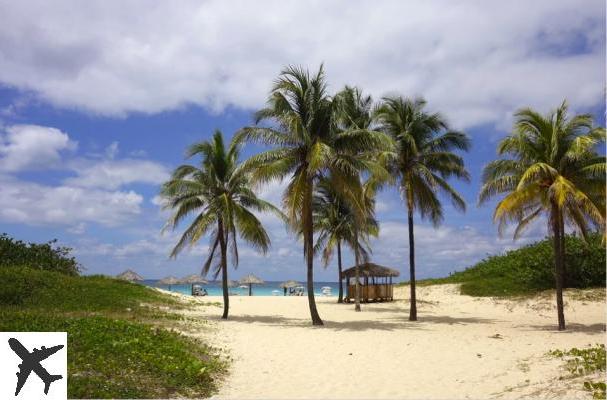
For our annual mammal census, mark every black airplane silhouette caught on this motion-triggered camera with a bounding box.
[8,338,64,396]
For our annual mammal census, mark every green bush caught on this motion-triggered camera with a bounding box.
[0,233,80,275]
[425,233,605,296]
[0,267,224,398]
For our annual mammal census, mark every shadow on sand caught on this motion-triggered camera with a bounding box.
[521,322,606,333]
[217,311,498,332]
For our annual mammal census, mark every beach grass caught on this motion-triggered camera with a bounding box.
[399,234,605,297]
[0,266,225,398]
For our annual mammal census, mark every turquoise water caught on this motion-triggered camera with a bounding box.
[142,280,340,297]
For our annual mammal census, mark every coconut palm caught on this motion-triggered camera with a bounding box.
[160,130,281,319]
[479,101,605,330]
[235,66,391,325]
[375,96,470,321]
[312,177,378,303]
[332,86,388,311]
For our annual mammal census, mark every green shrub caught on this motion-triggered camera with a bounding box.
[414,233,605,297]
[0,267,224,398]
[0,233,80,275]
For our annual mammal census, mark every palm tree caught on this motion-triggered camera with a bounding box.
[235,66,391,325]
[312,177,378,303]
[479,101,605,330]
[160,130,280,319]
[375,96,470,321]
[333,86,387,311]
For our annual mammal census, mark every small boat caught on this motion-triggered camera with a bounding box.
[272,290,280,296]
[321,286,332,296]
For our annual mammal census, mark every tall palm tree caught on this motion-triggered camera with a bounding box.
[333,86,387,311]
[235,66,391,325]
[161,130,280,319]
[375,96,470,321]
[479,101,605,330]
[312,177,378,303]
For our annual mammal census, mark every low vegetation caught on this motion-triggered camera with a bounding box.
[0,233,80,275]
[404,234,605,297]
[0,266,225,398]
[549,344,606,399]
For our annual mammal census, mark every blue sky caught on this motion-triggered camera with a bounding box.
[0,1,605,281]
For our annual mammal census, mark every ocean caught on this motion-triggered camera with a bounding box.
[142,280,340,297]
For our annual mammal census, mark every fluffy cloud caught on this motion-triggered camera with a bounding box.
[0,124,169,228]
[0,124,76,171]
[0,175,142,226]
[0,1,603,128]
[65,159,169,190]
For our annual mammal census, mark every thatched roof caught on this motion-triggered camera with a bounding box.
[157,276,179,285]
[239,274,264,285]
[279,280,300,288]
[342,262,400,278]
[116,269,143,281]
[179,274,209,284]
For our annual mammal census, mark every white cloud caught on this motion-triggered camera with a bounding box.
[0,175,143,226]
[368,221,545,277]
[0,1,603,128]
[64,158,169,190]
[0,124,76,171]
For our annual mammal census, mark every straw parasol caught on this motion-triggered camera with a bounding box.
[279,279,301,296]
[179,274,209,294]
[116,269,143,281]
[157,276,179,291]
[239,274,264,296]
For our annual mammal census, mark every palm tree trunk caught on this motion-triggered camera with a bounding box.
[337,241,344,303]
[407,206,417,321]
[551,203,566,330]
[305,177,323,325]
[559,211,567,285]
[218,218,229,320]
[354,231,362,311]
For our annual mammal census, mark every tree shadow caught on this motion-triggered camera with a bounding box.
[217,311,497,331]
[521,322,606,333]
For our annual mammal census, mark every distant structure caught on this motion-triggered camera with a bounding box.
[342,262,400,302]
[239,274,264,296]
[116,269,143,281]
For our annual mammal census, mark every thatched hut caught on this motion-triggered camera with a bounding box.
[116,269,143,281]
[279,280,300,296]
[157,276,179,291]
[341,262,399,302]
[239,274,264,296]
[179,274,208,295]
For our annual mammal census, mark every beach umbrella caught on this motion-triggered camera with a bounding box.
[239,274,264,296]
[116,269,143,282]
[179,274,209,294]
[157,276,179,291]
[279,280,301,296]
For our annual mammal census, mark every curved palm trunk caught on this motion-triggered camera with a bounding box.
[337,241,344,303]
[305,178,323,325]
[551,203,566,330]
[407,206,417,321]
[218,218,230,319]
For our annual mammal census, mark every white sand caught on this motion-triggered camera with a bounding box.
[174,285,605,399]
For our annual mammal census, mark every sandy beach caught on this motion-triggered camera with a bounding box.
[172,285,605,399]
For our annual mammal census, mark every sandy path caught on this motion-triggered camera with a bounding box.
[178,285,605,399]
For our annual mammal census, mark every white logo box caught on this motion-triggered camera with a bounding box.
[0,332,67,400]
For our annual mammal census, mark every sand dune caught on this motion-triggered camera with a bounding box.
[174,284,605,399]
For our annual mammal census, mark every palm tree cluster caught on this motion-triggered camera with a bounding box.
[160,65,604,330]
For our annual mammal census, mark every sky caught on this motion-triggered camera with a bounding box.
[0,0,605,281]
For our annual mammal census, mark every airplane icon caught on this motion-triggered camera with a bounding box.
[8,338,64,396]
